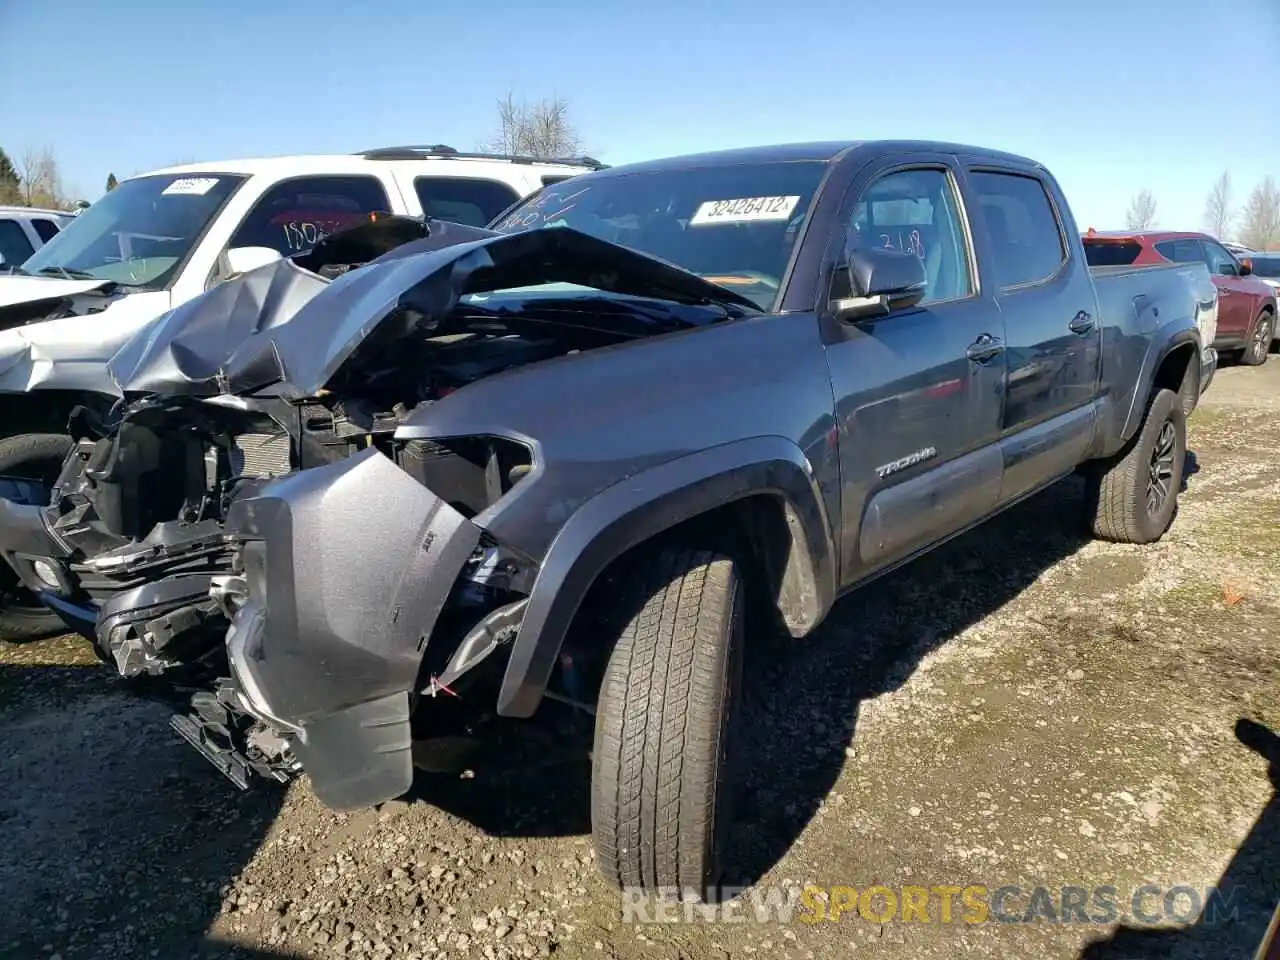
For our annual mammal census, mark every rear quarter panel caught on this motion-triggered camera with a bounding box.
[1088,261,1213,454]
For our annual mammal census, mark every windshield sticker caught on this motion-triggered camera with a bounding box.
[497,187,591,232]
[689,195,800,227]
[161,177,221,197]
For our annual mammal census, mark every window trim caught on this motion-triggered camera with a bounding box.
[839,162,980,310]
[229,173,394,254]
[967,166,1071,294]
[412,175,522,228]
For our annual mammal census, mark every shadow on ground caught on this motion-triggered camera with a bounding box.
[0,662,292,959]
[1181,449,1201,491]
[1076,717,1280,960]
[408,475,1098,893]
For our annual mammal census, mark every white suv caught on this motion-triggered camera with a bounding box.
[0,206,73,267]
[0,146,598,637]
[0,145,599,395]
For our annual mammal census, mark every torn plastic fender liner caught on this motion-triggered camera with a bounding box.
[222,447,481,809]
[494,435,838,718]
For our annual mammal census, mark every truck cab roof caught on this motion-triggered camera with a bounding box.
[595,140,1044,176]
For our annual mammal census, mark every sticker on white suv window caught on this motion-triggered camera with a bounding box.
[161,177,221,197]
[689,195,800,226]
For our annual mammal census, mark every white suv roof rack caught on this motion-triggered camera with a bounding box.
[354,143,606,170]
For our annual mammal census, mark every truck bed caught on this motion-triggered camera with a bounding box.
[1089,260,1217,344]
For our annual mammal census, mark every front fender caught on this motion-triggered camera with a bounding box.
[495,435,837,718]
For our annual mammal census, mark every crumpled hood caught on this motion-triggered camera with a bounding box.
[0,274,115,310]
[108,225,761,399]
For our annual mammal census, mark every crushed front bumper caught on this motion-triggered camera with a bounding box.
[217,448,483,809]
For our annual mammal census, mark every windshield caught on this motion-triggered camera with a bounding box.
[22,173,246,288]
[1251,256,1280,279]
[489,160,829,309]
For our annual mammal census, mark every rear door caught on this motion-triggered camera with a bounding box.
[963,166,1102,503]
[822,156,1007,586]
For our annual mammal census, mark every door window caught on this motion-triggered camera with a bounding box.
[969,171,1067,288]
[0,219,34,266]
[30,218,61,243]
[414,177,521,227]
[1202,239,1241,277]
[231,176,392,256]
[846,167,974,304]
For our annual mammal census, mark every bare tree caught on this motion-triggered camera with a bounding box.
[484,92,583,159]
[1240,176,1280,251]
[1203,171,1234,239]
[1125,189,1158,230]
[18,145,67,209]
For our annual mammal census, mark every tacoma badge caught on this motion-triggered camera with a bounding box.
[876,446,937,478]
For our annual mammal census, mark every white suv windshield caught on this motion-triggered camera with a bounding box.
[22,173,246,288]
[490,161,828,309]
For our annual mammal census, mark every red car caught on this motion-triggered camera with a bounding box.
[1083,229,1277,365]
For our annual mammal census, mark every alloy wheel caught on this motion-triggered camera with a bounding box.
[1252,317,1273,363]
[1146,420,1177,517]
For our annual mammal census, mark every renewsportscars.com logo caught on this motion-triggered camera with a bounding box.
[621,883,1249,927]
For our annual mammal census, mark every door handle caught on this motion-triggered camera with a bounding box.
[1216,286,1232,296]
[966,333,1003,363]
[1068,310,1096,334]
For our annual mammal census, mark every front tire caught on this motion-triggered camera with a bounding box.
[591,547,744,899]
[0,433,74,642]
[1085,388,1186,544]
[1241,311,1274,366]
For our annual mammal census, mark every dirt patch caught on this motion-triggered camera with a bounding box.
[2,364,1278,960]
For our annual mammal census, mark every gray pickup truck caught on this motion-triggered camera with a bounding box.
[0,140,1218,899]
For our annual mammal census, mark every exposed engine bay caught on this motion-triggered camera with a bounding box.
[41,305,640,681]
[0,213,761,792]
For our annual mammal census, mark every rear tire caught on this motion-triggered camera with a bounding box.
[1085,388,1185,544]
[591,547,744,899]
[0,433,74,642]
[1241,311,1274,366]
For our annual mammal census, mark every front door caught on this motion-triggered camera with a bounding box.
[965,167,1102,503]
[1201,237,1255,343]
[822,161,1007,587]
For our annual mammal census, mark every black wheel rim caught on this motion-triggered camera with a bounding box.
[1253,318,1273,362]
[1146,420,1176,517]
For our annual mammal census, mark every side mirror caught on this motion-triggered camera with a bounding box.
[1239,257,1253,276]
[220,245,282,278]
[833,246,927,321]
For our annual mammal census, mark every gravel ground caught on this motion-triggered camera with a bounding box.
[2,362,1278,960]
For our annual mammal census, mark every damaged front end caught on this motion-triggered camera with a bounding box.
[2,218,759,802]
